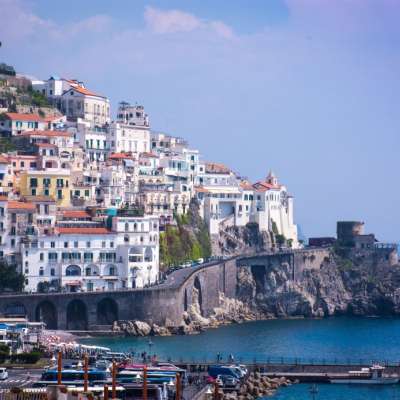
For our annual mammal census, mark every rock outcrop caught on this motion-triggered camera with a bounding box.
[113,292,258,336]
[221,372,294,400]
[237,248,400,318]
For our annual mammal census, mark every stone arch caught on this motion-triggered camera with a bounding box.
[193,276,203,315]
[66,299,88,330]
[97,298,118,325]
[35,300,58,329]
[4,302,27,317]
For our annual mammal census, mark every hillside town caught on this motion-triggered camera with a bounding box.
[0,63,299,294]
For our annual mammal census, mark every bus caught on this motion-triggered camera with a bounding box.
[34,369,110,387]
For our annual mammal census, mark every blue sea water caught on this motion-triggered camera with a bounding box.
[80,317,400,399]
[266,383,400,400]
[80,317,400,364]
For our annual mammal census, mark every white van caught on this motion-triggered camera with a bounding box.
[0,368,8,380]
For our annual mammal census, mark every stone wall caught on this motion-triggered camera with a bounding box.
[0,258,237,330]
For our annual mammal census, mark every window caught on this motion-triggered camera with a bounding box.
[102,241,106,248]
[43,178,51,187]
[31,188,36,196]
[48,252,58,261]
[84,252,93,262]
[64,242,68,248]
[40,253,44,261]
[30,178,38,187]
[110,241,114,248]
[74,241,78,248]
[57,190,63,200]
[86,241,91,248]
[39,268,44,276]
[125,223,129,232]
[50,268,55,276]
[51,241,55,248]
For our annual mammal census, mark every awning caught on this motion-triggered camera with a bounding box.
[65,281,82,286]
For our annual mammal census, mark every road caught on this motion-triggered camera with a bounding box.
[0,368,41,389]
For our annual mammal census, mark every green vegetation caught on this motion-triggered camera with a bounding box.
[160,200,212,270]
[0,344,9,363]
[10,350,42,364]
[0,261,24,292]
[0,137,16,153]
[28,87,50,107]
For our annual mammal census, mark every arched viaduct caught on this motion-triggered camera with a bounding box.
[0,248,330,331]
[0,257,238,330]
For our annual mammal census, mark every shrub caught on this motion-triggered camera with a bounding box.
[10,350,42,364]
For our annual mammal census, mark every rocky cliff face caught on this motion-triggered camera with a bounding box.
[237,248,400,317]
[212,224,273,256]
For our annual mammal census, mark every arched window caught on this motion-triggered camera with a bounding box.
[125,223,129,232]
[66,265,81,276]
[133,223,137,231]
[124,235,129,243]
[39,267,44,276]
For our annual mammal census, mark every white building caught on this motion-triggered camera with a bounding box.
[195,167,298,247]
[109,103,150,154]
[22,211,159,292]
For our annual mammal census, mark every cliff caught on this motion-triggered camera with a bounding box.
[237,247,400,317]
[159,200,212,271]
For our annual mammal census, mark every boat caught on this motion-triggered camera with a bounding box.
[330,364,399,385]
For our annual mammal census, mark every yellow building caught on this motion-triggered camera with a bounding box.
[19,170,71,207]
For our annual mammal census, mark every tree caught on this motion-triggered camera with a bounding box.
[0,261,24,292]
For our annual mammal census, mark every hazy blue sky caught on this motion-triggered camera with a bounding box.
[0,0,399,240]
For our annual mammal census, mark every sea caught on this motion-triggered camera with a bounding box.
[79,317,400,399]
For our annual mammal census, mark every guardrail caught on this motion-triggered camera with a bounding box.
[162,355,400,367]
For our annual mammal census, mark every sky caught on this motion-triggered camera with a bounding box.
[0,0,399,241]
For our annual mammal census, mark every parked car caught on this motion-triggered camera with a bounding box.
[218,374,238,388]
[0,368,8,380]
[208,365,241,379]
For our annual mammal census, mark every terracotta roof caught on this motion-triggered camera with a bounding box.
[61,210,91,219]
[43,115,65,122]
[140,152,158,158]
[66,85,106,99]
[36,143,57,148]
[253,181,281,191]
[5,113,44,122]
[205,162,231,174]
[194,186,209,193]
[240,181,254,191]
[7,200,36,211]
[109,152,132,160]
[56,227,111,235]
[0,155,9,164]
[20,130,73,138]
[9,155,37,160]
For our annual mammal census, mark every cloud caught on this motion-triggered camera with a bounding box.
[144,6,234,39]
[144,6,202,34]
